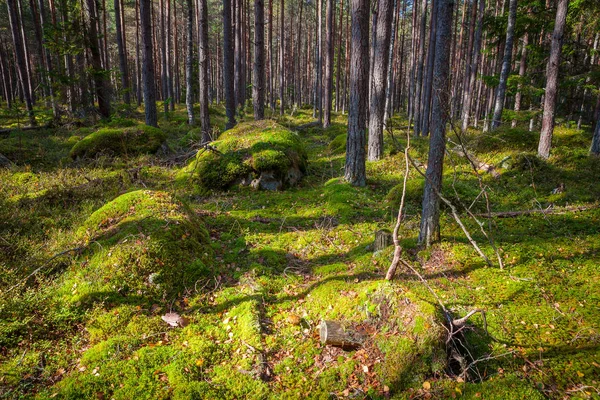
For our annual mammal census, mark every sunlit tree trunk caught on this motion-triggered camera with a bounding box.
[223,0,237,128]
[418,0,453,246]
[140,0,158,126]
[345,0,369,186]
[253,0,266,119]
[198,0,211,140]
[538,0,568,159]
[115,0,131,104]
[323,0,334,127]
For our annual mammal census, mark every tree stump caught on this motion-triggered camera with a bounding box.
[319,320,363,349]
[374,229,392,251]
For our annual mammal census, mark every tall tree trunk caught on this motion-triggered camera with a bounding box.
[279,0,285,115]
[412,0,427,136]
[418,0,453,247]
[253,0,266,119]
[323,0,334,127]
[461,0,485,132]
[198,0,211,140]
[538,0,568,159]
[511,31,528,128]
[268,0,274,110]
[167,0,174,111]
[345,0,369,186]
[115,0,131,104]
[223,0,237,128]
[86,0,111,118]
[186,0,194,124]
[136,0,142,106]
[591,113,600,156]
[314,0,322,122]
[296,0,304,106]
[420,0,437,136]
[383,0,399,126]
[234,0,243,108]
[491,0,517,130]
[140,0,158,126]
[6,0,36,125]
[37,0,59,118]
[367,0,394,160]
[335,0,343,112]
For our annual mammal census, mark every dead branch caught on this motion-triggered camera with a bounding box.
[476,204,599,218]
[385,127,411,281]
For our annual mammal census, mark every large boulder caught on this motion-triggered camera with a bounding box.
[61,190,212,304]
[180,121,307,191]
[70,125,166,159]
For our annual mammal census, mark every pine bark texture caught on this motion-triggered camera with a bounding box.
[223,0,237,129]
[491,0,517,130]
[367,0,394,160]
[198,0,211,141]
[418,0,453,247]
[323,0,334,127]
[253,0,266,119]
[538,0,568,159]
[186,0,195,124]
[140,0,158,126]
[344,0,369,187]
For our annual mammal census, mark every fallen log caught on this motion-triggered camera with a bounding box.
[476,204,598,218]
[319,320,363,349]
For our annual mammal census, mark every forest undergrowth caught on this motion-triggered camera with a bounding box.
[0,105,598,399]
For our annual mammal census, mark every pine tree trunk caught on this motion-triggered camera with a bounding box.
[420,0,437,136]
[412,0,427,136]
[314,0,322,122]
[335,0,343,112]
[86,0,111,118]
[253,0,266,119]
[279,0,285,115]
[511,31,528,128]
[234,0,243,108]
[6,0,36,125]
[491,0,517,130]
[115,0,131,104]
[418,0,453,247]
[268,0,274,110]
[140,0,158,126]
[344,0,369,186]
[461,0,485,132]
[136,0,142,106]
[223,0,237,128]
[591,114,600,156]
[186,0,195,124]
[367,0,394,160]
[323,0,334,127]
[383,0,398,127]
[538,0,568,159]
[198,0,211,140]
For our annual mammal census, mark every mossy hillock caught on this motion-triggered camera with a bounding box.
[60,190,212,304]
[180,120,307,191]
[70,125,166,159]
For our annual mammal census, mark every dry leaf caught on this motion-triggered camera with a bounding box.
[423,381,431,390]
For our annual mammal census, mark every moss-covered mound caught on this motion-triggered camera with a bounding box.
[182,120,307,190]
[70,125,166,159]
[61,190,212,304]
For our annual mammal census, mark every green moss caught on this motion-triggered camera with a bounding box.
[328,133,347,154]
[181,121,307,191]
[70,125,166,159]
[59,190,212,304]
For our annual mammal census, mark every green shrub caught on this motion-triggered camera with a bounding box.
[70,125,166,159]
[181,120,307,190]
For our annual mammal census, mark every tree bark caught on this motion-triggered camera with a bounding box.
[140,0,158,126]
[591,114,600,156]
[279,0,285,115]
[411,0,427,136]
[253,0,266,119]
[461,0,485,132]
[511,32,528,128]
[418,0,453,247]
[6,0,36,125]
[314,0,322,122]
[344,0,369,187]
[186,0,195,124]
[491,0,517,130]
[198,0,211,140]
[86,0,111,118]
[115,0,131,104]
[223,0,237,128]
[420,0,438,136]
[538,0,568,159]
[367,0,394,160]
[323,0,334,127]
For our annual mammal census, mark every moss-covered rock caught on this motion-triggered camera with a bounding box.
[70,125,166,159]
[328,133,347,154]
[181,120,307,191]
[60,190,212,304]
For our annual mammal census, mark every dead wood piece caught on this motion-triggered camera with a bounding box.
[477,204,598,218]
[374,229,393,251]
[319,320,363,349]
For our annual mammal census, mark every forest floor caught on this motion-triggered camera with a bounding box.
[0,105,599,399]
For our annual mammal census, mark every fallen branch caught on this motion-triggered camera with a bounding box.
[476,204,599,218]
